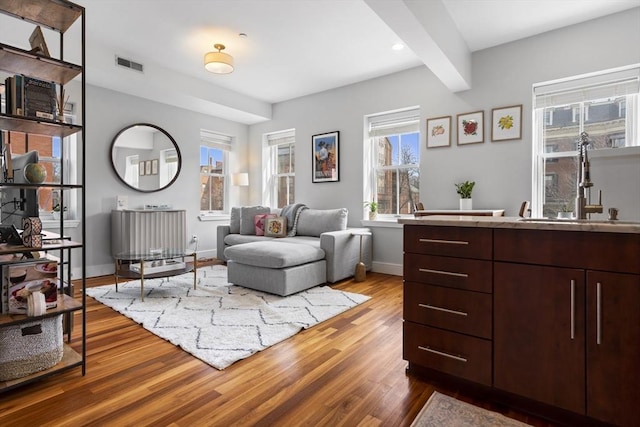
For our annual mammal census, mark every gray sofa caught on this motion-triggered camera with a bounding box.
[217,205,372,285]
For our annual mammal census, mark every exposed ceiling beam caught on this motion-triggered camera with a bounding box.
[364,0,472,92]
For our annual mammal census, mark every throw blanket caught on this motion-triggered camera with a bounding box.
[281,203,307,236]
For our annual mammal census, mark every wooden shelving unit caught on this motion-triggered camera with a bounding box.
[0,0,85,392]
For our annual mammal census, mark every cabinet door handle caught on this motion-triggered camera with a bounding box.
[418,346,467,362]
[418,303,468,317]
[418,268,468,278]
[419,238,469,245]
[596,281,602,345]
[570,279,575,340]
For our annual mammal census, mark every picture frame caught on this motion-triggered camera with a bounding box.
[426,116,451,148]
[457,111,484,145]
[28,26,50,57]
[312,131,339,183]
[139,161,145,176]
[491,104,522,141]
[151,159,158,175]
[145,160,152,176]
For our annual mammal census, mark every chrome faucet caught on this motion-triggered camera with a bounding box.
[575,132,603,219]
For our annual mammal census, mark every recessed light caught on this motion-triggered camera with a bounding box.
[392,43,404,51]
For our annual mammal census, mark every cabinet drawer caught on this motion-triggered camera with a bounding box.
[403,322,492,386]
[404,282,492,339]
[404,253,492,293]
[404,225,492,259]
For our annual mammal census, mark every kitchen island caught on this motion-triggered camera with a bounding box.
[398,215,639,426]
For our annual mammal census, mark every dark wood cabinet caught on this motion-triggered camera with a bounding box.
[586,271,640,426]
[403,222,639,426]
[494,262,585,414]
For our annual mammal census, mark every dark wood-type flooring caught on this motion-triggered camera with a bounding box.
[0,261,558,426]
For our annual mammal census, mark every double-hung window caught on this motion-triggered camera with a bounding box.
[365,108,421,217]
[199,130,232,213]
[263,129,295,208]
[532,65,639,217]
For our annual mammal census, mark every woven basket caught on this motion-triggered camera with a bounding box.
[0,315,64,381]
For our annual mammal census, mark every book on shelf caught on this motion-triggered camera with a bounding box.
[2,260,59,314]
[3,75,57,121]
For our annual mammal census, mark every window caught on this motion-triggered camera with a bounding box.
[199,130,232,213]
[532,65,639,217]
[365,108,420,217]
[263,129,295,208]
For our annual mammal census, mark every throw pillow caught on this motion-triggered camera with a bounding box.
[254,213,277,236]
[229,207,241,234]
[240,206,271,235]
[296,208,348,237]
[264,217,287,237]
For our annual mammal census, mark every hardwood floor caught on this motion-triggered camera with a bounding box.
[0,263,558,426]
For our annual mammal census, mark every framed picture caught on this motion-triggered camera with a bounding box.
[491,104,522,141]
[145,160,152,175]
[312,131,339,183]
[426,116,451,148]
[28,26,50,57]
[151,159,158,175]
[457,111,484,145]
[139,161,145,176]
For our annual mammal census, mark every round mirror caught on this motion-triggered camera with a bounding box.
[110,123,181,192]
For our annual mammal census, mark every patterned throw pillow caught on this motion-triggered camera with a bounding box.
[264,217,287,237]
[254,213,277,236]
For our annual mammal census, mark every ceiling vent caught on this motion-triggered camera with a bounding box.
[115,56,144,73]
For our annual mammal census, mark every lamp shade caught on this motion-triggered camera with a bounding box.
[204,44,234,74]
[231,172,249,186]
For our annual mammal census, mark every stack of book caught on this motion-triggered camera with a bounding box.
[4,74,57,121]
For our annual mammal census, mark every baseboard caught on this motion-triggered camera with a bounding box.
[371,261,402,276]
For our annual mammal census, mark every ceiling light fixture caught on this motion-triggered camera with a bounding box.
[204,43,234,74]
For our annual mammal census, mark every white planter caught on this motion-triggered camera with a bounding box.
[368,211,377,220]
[557,211,573,219]
[459,198,472,210]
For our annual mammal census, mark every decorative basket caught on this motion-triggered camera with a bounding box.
[0,315,64,381]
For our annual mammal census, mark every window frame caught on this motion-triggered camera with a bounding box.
[199,130,232,214]
[263,129,295,209]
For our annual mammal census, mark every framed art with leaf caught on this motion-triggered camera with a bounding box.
[457,111,484,145]
[426,116,451,148]
[312,131,339,183]
[491,104,522,141]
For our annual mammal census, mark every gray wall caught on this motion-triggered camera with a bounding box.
[248,8,640,275]
[83,85,249,277]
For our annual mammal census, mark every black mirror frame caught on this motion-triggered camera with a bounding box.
[110,123,182,193]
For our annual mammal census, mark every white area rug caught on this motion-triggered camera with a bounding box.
[411,392,532,427]
[87,264,370,370]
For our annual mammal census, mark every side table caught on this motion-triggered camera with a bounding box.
[351,230,372,282]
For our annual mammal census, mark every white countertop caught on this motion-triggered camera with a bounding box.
[397,215,640,234]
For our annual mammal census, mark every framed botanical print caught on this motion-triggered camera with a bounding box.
[426,116,451,148]
[312,131,339,183]
[491,104,522,141]
[457,111,484,145]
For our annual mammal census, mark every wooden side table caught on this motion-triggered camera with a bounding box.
[351,230,372,282]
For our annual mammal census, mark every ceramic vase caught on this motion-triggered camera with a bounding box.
[459,198,472,210]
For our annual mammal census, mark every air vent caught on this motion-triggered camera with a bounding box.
[115,56,144,73]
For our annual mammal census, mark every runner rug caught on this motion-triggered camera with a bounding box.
[86,264,370,370]
[411,392,533,427]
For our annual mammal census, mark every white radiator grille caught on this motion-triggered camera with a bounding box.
[111,210,186,256]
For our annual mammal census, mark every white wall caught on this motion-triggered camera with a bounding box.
[83,85,249,277]
[248,8,640,275]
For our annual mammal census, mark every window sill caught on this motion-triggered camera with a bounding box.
[42,219,81,229]
[198,213,231,222]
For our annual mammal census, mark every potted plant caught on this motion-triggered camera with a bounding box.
[52,204,68,220]
[364,201,378,220]
[557,202,574,219]
[455,180,475,210]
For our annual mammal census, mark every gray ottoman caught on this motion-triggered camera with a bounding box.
[224,241,327,296]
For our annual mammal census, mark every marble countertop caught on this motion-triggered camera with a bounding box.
[397,215,640,234]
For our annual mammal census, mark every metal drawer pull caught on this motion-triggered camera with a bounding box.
[419,238,469,245]
[418,346,468,362]
[419,268,468,278]
[419,303,468,317]
[596,282,602,345]
[570,279,575,340]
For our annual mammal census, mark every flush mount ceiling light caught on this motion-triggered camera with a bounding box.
[204,43,234,74]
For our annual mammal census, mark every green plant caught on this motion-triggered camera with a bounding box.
[454,181,475,199]
[52,204,67,212]
[363,201,378,213]
[560,201,574,212]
